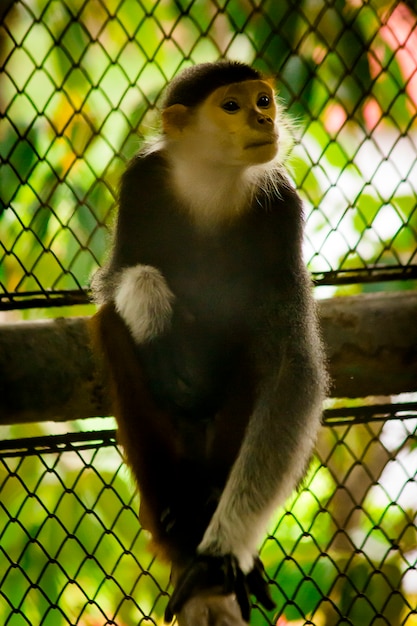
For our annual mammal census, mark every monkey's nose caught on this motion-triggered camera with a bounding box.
[257,114,273,125]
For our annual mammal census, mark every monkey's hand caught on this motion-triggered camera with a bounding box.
[165,555,245,623]
[164,555,275,623]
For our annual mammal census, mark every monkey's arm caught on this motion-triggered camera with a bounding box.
[198,282,326,568]
[166,277,327,620]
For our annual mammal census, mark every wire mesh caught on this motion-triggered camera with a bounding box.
[1,0,417,309]
[0,429,171,626]
[1,406,416,626]
[1,2,417,624]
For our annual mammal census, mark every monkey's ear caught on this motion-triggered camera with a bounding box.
[162,104,192,136]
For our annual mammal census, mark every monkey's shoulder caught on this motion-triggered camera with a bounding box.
[121,149,168,198]
[255,172,302,215]
[245,178,304,249]
[116,148,304,275]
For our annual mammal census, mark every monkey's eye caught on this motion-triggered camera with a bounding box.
[257,95,271,108]
[222,100,240,112]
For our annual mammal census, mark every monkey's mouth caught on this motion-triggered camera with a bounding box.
[245,139,277,149]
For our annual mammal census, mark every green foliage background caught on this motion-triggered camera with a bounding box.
[1,419,416,625]
[1,0,416,311]
[1,0,417,624]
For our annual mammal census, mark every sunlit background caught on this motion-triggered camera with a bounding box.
[0,1,416,624]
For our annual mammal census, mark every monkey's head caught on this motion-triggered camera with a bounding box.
[161,61,281,168]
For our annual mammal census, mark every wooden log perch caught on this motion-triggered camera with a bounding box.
[0,292,416,425]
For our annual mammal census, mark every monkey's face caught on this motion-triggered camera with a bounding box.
[162,79,279,168]
[193,79,279,167]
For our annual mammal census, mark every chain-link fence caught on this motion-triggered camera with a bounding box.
[1,0,417,309]
[1,1,417,625]
[1,405,417,626]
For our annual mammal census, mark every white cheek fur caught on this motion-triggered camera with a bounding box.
[161,103,293,230]
[114,265,174,343]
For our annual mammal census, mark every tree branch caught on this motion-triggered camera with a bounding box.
[0,292,416,425]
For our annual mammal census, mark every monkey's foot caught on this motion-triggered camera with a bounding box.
[176,589,247,626]
[165,555,275,623]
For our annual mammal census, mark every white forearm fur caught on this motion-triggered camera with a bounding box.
[198,300,327,572]
[114,264,174,343]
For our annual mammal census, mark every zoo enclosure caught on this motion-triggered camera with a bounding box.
[1,1,417,625]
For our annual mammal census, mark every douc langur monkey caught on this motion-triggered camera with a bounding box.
[91,60,328,626]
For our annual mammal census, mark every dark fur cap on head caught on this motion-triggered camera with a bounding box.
[162,60,263,109]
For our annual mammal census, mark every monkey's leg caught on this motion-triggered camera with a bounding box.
[91,306,274,624]
[90,305,233,566]
[168,291,325,622]
[90,303,187,561]
[166,363,275,626]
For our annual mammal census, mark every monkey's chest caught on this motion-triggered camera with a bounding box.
[153,221,283,325]
[136,216,286,418]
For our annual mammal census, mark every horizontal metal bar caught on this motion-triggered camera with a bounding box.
[1,265,417,310]
[323,401,417,427]
[0,429,118,457]
[0,291,416,424]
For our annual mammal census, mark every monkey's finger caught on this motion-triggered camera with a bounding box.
[222,554,239,595]
[246,557,276,611]
[233,566,251,622]
[165,562,204,622]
